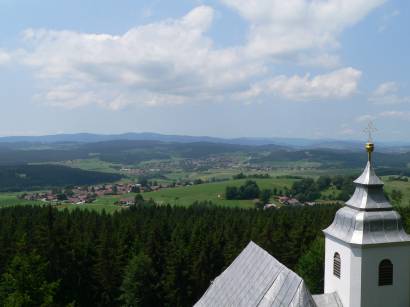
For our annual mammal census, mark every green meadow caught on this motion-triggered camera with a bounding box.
[1,174,410,213]
[383,177,410,207]
[56,158,122,173]
[143,177,297,208]
[53,177,299,211]
[56,202,122,214]
[0,193,44,208]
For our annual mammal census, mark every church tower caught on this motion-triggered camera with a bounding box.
[323,140,410,307]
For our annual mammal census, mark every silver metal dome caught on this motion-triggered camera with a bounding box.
[324,159,410,246]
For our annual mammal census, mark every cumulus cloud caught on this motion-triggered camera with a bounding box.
[238,67,361,101]
[220,0,385,59]
[369,81,410,104]
[0,50,11,65]
[20,6,265,108]
[379,9,400,32]
[339,128,355,136]
[356,114,376,123]
[11,2,381,109]
[379,111,410,120]
[295,53,341,69]
[356,111,410,123]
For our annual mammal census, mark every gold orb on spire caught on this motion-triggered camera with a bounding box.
[363,121,377,163]
[366,142,374,153]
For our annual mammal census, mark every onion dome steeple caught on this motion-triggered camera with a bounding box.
[323,140,410,245]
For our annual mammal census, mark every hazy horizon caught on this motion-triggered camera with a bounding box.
[0,130,407,145]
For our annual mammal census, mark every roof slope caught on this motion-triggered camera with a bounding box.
[313,293,343,307]
[194,241,316,307]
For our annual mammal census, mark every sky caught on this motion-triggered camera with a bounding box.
[0,0,409,140]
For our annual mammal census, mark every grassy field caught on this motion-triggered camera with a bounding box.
[143,177,297,208]
[55,158,122,173]
[142,174,410,208]
[0,193,44,208]
[0,177,295,212]
[1,171,409,212]
[383,177,410,207]
[56,202,123,214]
[0,191,124,213]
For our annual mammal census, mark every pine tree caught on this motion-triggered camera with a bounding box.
[119,252,157,306]
[295,236,325,294]
[0,251,59,306]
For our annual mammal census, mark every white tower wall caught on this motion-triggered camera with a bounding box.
[324,236,362,307]
[322,143,410,307]
[360,245,410,307]
[325,237,410,307]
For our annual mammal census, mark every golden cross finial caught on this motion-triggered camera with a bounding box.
[363,121,377,143]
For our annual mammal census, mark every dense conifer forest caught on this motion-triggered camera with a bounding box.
[0,165,121,191]
[1,203,410,306]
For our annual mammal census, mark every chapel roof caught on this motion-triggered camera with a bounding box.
[195,241,343,306]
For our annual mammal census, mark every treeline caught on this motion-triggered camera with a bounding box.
[225,180,261,200]
[232,173,271,179]
[225,175,356,204]
[290,175,355,202]
[0,165,121,192]
[0,203,339,306]
[250,149,410,169]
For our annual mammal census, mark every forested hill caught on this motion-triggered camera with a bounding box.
[0,164,121,191]
[0,141,278,165]
[0,132,408,150]
[0,140,410,170]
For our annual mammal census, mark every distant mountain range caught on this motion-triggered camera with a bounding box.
[0,132,408,152]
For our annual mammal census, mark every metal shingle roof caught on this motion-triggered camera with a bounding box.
[324,161,410,246]
[194,241,317,307]
[313,293,343,307]
[353,162,384,186]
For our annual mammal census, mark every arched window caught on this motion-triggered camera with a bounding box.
[379,259,393,286]
[333,252,341,278]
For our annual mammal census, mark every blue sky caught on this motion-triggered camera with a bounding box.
[0,0,409,140]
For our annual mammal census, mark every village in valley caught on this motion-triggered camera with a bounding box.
[18,178,320,209]
[19,182,158,206]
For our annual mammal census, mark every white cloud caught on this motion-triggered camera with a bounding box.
[20,6,266,109]
[238,67,361,102]
[356,111,410,123]
[0,50,11,65]
[11,2,380,109]
[379,9,400,32]
[141,8,153,19]
[356,114,376,123]
[220,0,385,58]
[296,53,341,69]
[373,81,398,96]
[339,128,355,136]
[369,81,410,104]
[379,111,410,120]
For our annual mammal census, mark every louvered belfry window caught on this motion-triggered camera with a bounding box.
[379,259,393,286]
[333,252,341,278]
